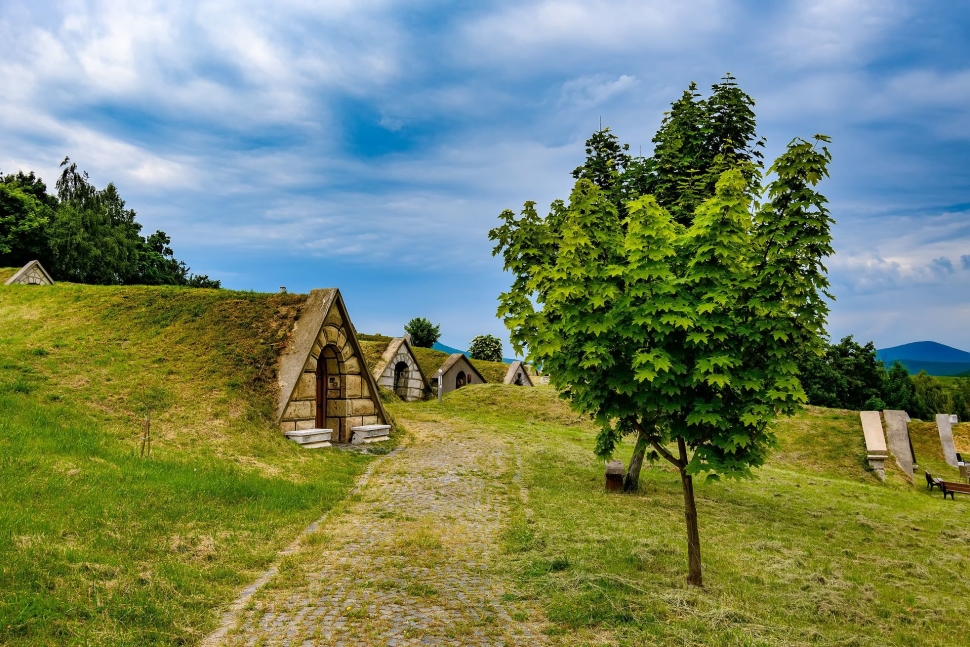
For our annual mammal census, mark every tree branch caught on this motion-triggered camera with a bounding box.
[632,420,685,469]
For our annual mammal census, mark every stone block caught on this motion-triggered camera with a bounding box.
[361,380,369,397]
[937,414,959,467]
[304,353,318,371]
[883,410,916,479]
[340,343,354,361]
[344,375,362,399]
[327,358,339,375]
[323,325,339,344]
[294,373,316,400]
[343,357,360,375]
[336,331,347,349]
[280,421,296,432]
[360,415,379,426]
[327,399,348,417]
[325,307,343,327]
[285,428,333,445]
[326,417,339,431]
[296,419,317,430]
[283,400,313,421]
[351,398,375,416]
[351,424,391,444]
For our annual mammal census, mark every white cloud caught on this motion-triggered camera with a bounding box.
[557,74,639,111]
[458,0,727,68]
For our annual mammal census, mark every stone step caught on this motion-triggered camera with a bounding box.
[284,428,333,447]
[351,424,391,444]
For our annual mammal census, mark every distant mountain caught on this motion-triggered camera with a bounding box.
[432,341,516,364]
[876,341,970,376]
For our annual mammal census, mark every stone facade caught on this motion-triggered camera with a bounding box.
[4,260,54,286]
[433,353,487,396]
[276,289,388,443]
[936,414,959,467]
[883,410,916,479]
[372,337,430,402]
[859,411,888,480]
[503,360,534,386]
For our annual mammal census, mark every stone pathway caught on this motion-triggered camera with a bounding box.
[218,419,544,646]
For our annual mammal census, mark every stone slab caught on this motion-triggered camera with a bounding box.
[937,414,959,467]
[883,410,916,479]
[351,424,391,444]
[284,428,333,445]
[951,414,959,424]
[300,441,333,449]
[859,411,888,457]
[605,459,624,476]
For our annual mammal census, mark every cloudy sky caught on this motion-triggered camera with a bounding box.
[2,0,969,352]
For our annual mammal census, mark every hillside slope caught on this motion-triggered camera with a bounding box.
[0,283,378,646]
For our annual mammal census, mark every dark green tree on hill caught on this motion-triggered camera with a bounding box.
[0,158,219,287]
[404,317,441,348]
[568,75,767,493]
[492,76,834,586]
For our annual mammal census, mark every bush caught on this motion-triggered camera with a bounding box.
[468,334,503,362]
[404,317,441,348]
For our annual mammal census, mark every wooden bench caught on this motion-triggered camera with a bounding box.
[940,481,970,500]
[926,471,943,492]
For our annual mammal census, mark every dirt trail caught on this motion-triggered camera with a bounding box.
[217,417,544,646]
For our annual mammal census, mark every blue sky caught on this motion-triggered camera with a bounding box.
[2,1,969,352]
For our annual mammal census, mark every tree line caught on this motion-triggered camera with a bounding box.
[799,335,970,420]
[0,158,219,287]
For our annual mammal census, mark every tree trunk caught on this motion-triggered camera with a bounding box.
[623,429,649,492]
[678,437,703,587]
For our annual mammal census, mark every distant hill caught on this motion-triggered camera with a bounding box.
[432,341,516,364]
[876,341,970,376]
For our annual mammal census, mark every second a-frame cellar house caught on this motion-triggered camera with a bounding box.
[369,336,431,402]
[276,289,390,447]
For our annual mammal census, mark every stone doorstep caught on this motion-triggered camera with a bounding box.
[301,441,333,449]
[351,424,391,445]
[284,428,334,445]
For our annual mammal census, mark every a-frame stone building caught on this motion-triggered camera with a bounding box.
[276,289,389,443]
[503,360,534,386]
[4,260,55,286]
[435,353,487,395]
[370,336,431,402]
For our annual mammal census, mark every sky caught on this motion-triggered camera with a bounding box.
[1,0,969,353]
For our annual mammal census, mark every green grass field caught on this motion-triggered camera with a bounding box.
[406,385,970,646]
[0,283,377,646]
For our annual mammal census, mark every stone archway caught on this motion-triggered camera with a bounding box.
[456,370,466,389]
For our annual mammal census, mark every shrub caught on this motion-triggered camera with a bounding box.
[468,334,503,362]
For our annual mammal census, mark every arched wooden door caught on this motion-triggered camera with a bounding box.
[315,354,327,429]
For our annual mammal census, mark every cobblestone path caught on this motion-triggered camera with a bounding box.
[219,418,544,646]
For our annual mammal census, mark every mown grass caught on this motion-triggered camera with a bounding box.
[0,283,375,645]
[410,384,970,646]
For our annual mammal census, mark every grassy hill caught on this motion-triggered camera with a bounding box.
[6,279,970,645]
[0,283,380,646]
[399,385,970,645]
